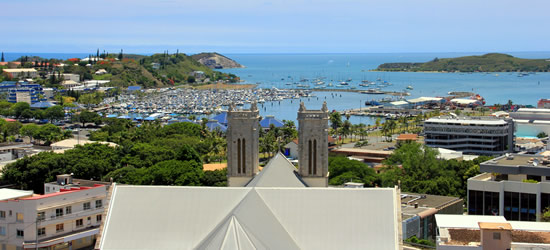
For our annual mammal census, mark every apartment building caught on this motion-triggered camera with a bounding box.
[0,176,108,250]
[424,116,514,155]
[467,154,550,222]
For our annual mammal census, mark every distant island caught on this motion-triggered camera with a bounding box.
[191,52,244,69]
[375,53,550,72]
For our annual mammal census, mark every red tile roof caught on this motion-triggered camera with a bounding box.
[20,184,104,200]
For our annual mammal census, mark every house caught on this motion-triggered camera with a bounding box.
[0,176,108,250]
[95,69,107,75]
[435,214,550,249]
[50,139,118,153]
[396,133,418,146]
[400,192,463,241]
[2,68,38,79]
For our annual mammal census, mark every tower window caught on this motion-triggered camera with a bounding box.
[242,138,246,174]
[313,139,317,175]
[308,140,312,175]
[237,139,241,174]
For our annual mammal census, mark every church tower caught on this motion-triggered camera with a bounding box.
[297,101,329,187]
[226,102,260,187]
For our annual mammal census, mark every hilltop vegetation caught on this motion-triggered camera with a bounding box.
[376,53,550,72]
[191,52,244,69]
[2,51,240,88]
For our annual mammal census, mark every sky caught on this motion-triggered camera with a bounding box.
[1,0,549,54]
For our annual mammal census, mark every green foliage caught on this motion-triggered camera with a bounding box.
[45,105,65,121]
[405,236,435,247]
[330,111,343,130]
[537,132,548,138]
[543,207,550,222]
[523,179,539,183]
[11,102,30,118]
[202,169,227,186]
[20,124,39,141]
[72,110,101,126]
[377,53,550,72]
[33,123,70,145]
[328,156,378,186]
[379,142,491,198]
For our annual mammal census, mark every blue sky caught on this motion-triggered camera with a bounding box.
[1,0,549,53]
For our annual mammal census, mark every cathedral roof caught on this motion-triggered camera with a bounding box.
[99,185,400,249]
[246,152,306,188]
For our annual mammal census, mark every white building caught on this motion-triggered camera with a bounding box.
[424,116,515,155]
[510,108,550,137]
[467,154,550,222]
[2,69,38,79]
[0,177,108,250]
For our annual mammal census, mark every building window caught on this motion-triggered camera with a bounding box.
[493,232,501,240]
[37,227,45,236]
[96,214,102,222]
[16,229,24,238]
[95,200,102,208]
[0,211,5,219]
[83,202,91,210]
[0,226,5,236]
[56,224,64,232]
[46,187,50,193]
[16,213,23,222]
[37,212,45,221]
[76,219,83,227]
[66,206,72,215]
[55,208,63,217]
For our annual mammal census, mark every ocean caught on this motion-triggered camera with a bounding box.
[4,52,550,135]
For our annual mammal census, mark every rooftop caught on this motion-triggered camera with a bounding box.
[401,192,462,210]
[21,185,104,200]
[396,134,418,141]
[478,222,512,230]
[425,116,508,125]
[0,188,33,201]
[100,185,399,250]
[2,68,37,72]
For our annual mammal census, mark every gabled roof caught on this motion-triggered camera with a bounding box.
[206,120,227,132]
[246,152,305,187]
[100,185,399,250]
[212,112,228,125]
[259,115,284,128]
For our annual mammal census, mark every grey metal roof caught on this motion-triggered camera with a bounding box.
[246,152,305,188]
[100,185,399,250]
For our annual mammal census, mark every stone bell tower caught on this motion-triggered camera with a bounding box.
[226,102,260,187]
[297,101,329,187]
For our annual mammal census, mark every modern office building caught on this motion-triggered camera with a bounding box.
[0,81,45,104]
[424,116,514,155]
[467,154,550,222]
[0,175,108,250]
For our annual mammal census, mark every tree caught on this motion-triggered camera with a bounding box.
[72,110,100,126]
[20,124,39,142]
[330,111,343,130]
[543,207,550,222]
[537,132,548,138]
[11,102,30,118]
[328,156,378,186]
[45,105,65,121]
[118,49,123,60]
[20,109,34,119]
[34,123,64,145]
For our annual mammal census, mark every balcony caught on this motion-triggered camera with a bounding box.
[23,225,99,249]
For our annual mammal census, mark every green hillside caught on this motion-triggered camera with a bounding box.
[376,53,550,72]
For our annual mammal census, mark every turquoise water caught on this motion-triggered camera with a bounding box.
[5,52,550,128]
[219,52,550,126]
